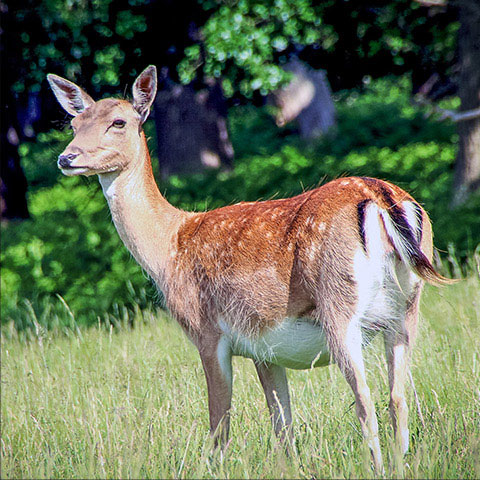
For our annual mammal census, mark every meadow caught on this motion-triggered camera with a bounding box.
[2,276,479,478]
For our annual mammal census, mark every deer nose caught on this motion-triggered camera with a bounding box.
[58,153,79,168]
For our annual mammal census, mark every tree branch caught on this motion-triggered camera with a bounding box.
[415,74,480,123]
[415,0,447,5]
[415,95,480,123]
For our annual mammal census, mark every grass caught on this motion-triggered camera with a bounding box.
[2,276,479,479]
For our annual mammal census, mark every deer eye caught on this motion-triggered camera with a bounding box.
[112,119,126,129]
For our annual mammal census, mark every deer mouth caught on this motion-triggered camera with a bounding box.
[60,165,118,176]
[59,165,94,176]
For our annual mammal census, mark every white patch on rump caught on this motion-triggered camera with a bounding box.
[353,201,420,337]
[353,202,385,318]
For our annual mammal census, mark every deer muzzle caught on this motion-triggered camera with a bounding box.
[58,153,79,169]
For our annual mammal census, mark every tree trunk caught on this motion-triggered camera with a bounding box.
[0,125,29,221]
[271,59,336,139]
[153,79,234,179]
[452,0,480,207]
[0,1,29,221]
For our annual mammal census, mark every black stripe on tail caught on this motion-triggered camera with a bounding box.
[357,199,370,253]
[356,188,453,285]
[386,204,454,286]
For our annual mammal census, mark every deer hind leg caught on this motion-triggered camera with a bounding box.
[384,283,422,456]
[198,335,233,448]
[254,361,293,444]
[312,263,383,469]
[331,318,384,473]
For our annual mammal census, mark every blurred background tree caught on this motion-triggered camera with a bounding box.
[451,0,480,206]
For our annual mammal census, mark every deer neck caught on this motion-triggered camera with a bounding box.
[98,134,186,283]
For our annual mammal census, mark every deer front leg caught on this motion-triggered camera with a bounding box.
[199,335,233,448]
[254,361,293,444]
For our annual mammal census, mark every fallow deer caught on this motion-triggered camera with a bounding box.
[48,65,451,472]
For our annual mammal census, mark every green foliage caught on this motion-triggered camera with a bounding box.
[178,0,325,96]
[179,0,459,95]
[333,77,456,152]
[19,129,71,189]
[0,177,155,330]
[2,77,478,331]
[11,0,459,101]
[13,0,149,94]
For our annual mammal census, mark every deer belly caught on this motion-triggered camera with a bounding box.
[222,318,331,369]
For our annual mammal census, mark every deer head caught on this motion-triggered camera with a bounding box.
[47,66,157,177]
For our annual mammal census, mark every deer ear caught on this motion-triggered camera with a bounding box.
[47,74,95,116]
[132,65,157,124]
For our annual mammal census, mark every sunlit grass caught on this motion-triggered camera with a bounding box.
[2,276,479,478]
